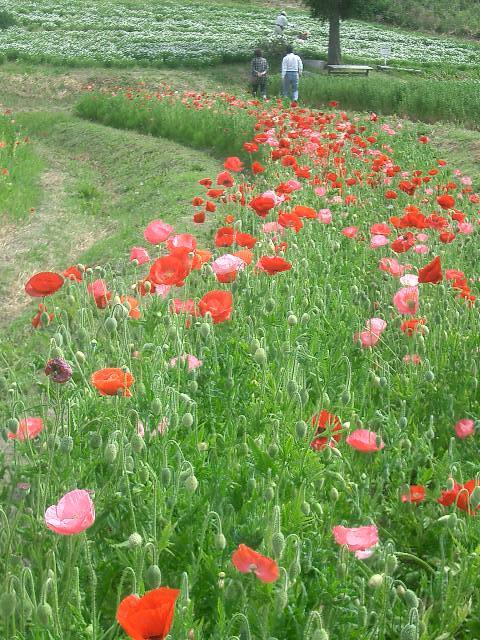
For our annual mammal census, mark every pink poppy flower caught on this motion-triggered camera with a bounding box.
[342,226,358,239]
[169,354,203,371]
[318,209,332,224]
[45,489,95,535]
[314,186,326,197]
[370,234,389,249]
[262,221,284,235]
[416,233,428,242]
[393,287,419,315]
[286,179,302,191]
[457,222,474,235]
[400,274,419,287]
[211,254,245,280]
[167,234,197,254]
[454,419,475,439]
[403,354,422,365]
[156,284,173,298]
[379,257,405,277]
[461,176,472,186]
[413,244,429,254]
[8,417,44,441]
[333,525,379,557]
[144,219,174,244]
[346,429,384,452]
[137,420,145,437]
[354,318,387,348]
[156,417,169,435]
[262,189,284,206]
[171,298,197,315]
[130,247,150,265]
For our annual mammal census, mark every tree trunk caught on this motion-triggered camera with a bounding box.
[327,6,341,65]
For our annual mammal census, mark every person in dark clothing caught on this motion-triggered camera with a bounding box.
[251,48,269,99]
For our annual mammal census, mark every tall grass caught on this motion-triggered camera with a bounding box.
[75,92,257,159]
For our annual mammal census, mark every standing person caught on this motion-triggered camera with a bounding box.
[281,45,303,102]
[250,48,269,99]
[274,10,288,35]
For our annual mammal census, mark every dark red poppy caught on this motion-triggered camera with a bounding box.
[198,290,233,324]
[117,587,180,640]
[25,272,64,297]
[437,194,455,210]
[310,410,342,450]
[438,479,480,513]
[249,195,276,218]
[215,227,235,247]
[216,171,234,188]
[418,256,442,284]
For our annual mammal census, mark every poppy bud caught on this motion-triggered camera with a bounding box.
[301,313,310,324]
[300,388,309,405]
[272,531,285,558]
[295,420,308,439]
[184,475,198,493]
[131,433,144,453]
[398,416,408,428]
[225,578,243,602]
[0,591,16,618]
[250,338,261,353]
[247,477,256,493]
[40,311,51,326]
[287,314,298,326]
[368,574,384,589]
[75,351,86,363]
[6,418,18,434]
[301,501,311,516]
[151,398,162,414]
[161,467,172,486]
[312,502,323,515]
[0,376,7,391]
[275,588,288,612]
[214,533,227,550]
[145,564,162,589]
[89,432,102,449]
[36,602,52,625]
[226,376,234,389]
[385,554,398,575]
[288,558,301,581]
[265,298,275,312]
[403,589,419,609]
[329,487,339,502]
[199,323,210,339]
[254,348,267,365]
[264,486,275,501]
[268,443,279,458]
[182,413,194,428]
[128,533,143,549]
[104,442,118,464]
[188,380,198,394]
[286,380,297,396]
[138,465,149,484]
[425,370,435,382]
[400,624,417,640]
[312,631,329,640]
[469,486,480,510]
[60,435,74,453]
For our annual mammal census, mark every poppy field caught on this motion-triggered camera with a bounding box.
[1,89,480,640]
[1,0,480,69]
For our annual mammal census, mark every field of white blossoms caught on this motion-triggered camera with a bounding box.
[0,0,479,67]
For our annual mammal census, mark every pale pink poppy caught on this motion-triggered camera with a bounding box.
[346,429,384,452]
[393,287,419,315]
[171,298,197,314]
[400,171,410,178]
[137,420,145,437]
[333,524,379,558]
[342,226,358,239]
[88,279,108,298]
[400,274,419,287]
[211,254,245,278]
[45,489,95,535]
[370,234,389,249]
[156,417,169,435]
[262,221,284,235]
[454,419,475,439]
[286,179,302,191]
[331,195,343,204]
[8,417,44,441]
[461,176,472,186]
[424,188,434,195]
[314,186,326,197]
[169,354,203,371]
[167,234,197,254]
[453,169,462,176]
[130,247,150,265]
[156,284,173,298]
[379,257,405,277]
[262,190,284,206]
[457,222,474,235]
[413,244,429,254]
[416,233,428,242]
[144,219,173,244]
[403,354,422,365]
[318,209,332,224]
[354,318,387,348]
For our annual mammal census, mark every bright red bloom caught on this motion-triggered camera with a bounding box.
[149,255,190,287]
[418,256,442,284]
[278,211,303,232]
[256,256,292,275]
[310,410,342,450]
[249,195,276,218]
[291,205,317,219]
[198,290,233,324]
[385,190,398,200]
[235,232,257,248]
[63,266,82,282]
[25,272,64,297]
[216,170,234,188]
[117,587,180,640]
[390,233,415,253]
[400,318,425,336]
[401,485,426,503]
[31,304,54,328]
[437,194,455,210]
[91,368,134,397]
[232,544,279,583]
[438,479,480,513]
[215,227,235,247]
[252,161,265,174]
[224,156,244,173]
[439,231,455,244]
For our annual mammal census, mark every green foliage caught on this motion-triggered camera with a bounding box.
[302,0,386,20]
[0,10,16,30]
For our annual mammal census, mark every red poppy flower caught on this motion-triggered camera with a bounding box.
[193,211,206,224]
[191,196,204,206]
[418,256,442,284]
[401,485,426,503]
[63,266,82,282]
[252,161,265,175]
[438,479,480,513]
[31,304,54,328]
[117,587,180,640]
[310,410,342,450]
[87,279,112,309]
[439,231,455,244]
[249,195,276,218]
[390,233,415,253]
[215,227,235,247]
[291,205,316,219]
[437,194,455,210]
[25,272,64,297]
[149,255,190,287]
[232,544,279,583]
[206,189,225,199]
[216,170,234,188]
[256,256,292,275]
[385,190,398,200]
[205,200,216,213]
[198,177,212,188]
[235,232,257,248]
[370,223,391,236]
[91,368,134,397]
[224,156,244,173]
[243,142,259,153]
[400,318,425,337]
[278,211,303,232]
[198,290,233,324]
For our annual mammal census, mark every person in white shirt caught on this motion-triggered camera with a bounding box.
[274,11,288,35]
[281,45,303,101]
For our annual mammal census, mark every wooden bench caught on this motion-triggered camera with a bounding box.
[377,65,423,75]
[327,65,373,77]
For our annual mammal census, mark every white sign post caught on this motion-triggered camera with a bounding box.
[380,46,391,66]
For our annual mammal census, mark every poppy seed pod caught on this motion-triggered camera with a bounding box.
[145,564,162,589]
[254,348,267,365]
[400,624,418,640]
[36,602,53,625]
[271,532,285,558]
[184,475,198,493]
[0,591,17,618]
[403,589,419,609]
[104,442,118,464]
[128,532,143,549]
